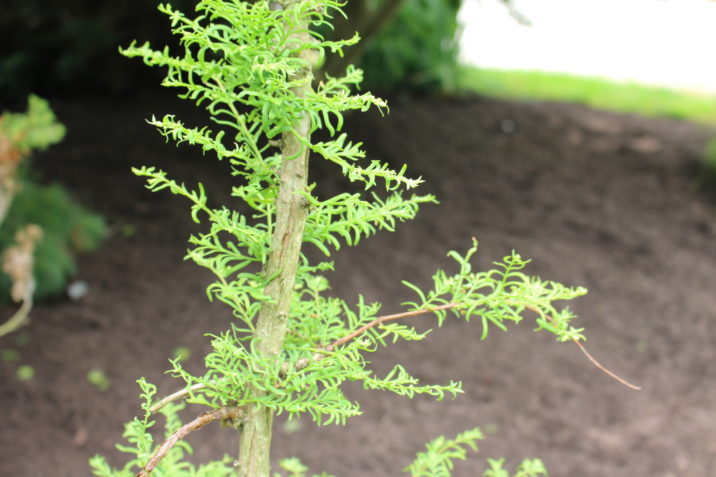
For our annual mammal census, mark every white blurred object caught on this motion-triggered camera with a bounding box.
[500,118,516,133]
[458,0,716,94]
[67,280,89,301]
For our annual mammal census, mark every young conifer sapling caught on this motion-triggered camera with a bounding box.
[91,1,638,476]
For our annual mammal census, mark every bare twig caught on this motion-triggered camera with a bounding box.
[149,382,208,414]
[326,302,461,351]
[136,406,242,477]
[521,304,641,390]
[573,339,641,390]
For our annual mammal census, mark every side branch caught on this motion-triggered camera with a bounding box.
[326,302,460,350]
[136,406,242,477]
[149,301,639,413]
[327,301,640,390]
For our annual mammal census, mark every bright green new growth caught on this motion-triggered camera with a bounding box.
[0,95,66,154]
[92,1,588,475]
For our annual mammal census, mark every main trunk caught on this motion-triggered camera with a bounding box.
[237,8,313,477]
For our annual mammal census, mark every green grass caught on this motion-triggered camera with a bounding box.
[459,67,716,125]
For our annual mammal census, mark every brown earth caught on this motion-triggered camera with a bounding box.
[1,92,715,477]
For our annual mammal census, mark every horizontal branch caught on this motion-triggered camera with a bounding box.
[136,406,242,477]
[149,300,639,413]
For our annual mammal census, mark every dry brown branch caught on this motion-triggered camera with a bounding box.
[136,406,242,477]
[0,225,42,337]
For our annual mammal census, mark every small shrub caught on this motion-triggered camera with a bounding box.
[0,181,106,301]
[0,96,105,326]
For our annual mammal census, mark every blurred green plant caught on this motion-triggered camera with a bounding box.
[701,137,716,187]
[87,369,112,391]
[171,346,192,363]
[16,364,34,380]
[0,96,105,337]
[1,348,20,362]
[0,181,106,301]
[357,0,462,93]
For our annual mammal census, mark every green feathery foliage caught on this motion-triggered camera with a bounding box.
[92,1,589,475]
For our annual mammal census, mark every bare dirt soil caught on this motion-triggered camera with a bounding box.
[1,92,715,477]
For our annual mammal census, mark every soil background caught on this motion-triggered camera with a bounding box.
[1,92,716,477]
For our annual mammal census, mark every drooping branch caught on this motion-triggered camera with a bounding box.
[519,303,641,390]
[150,306,641,415]
[574,333,641,389]
[321,301,640,390]
[136,406,243,477]
[148,300,638,415]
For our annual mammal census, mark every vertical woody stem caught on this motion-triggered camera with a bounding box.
[237,3,314,476]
